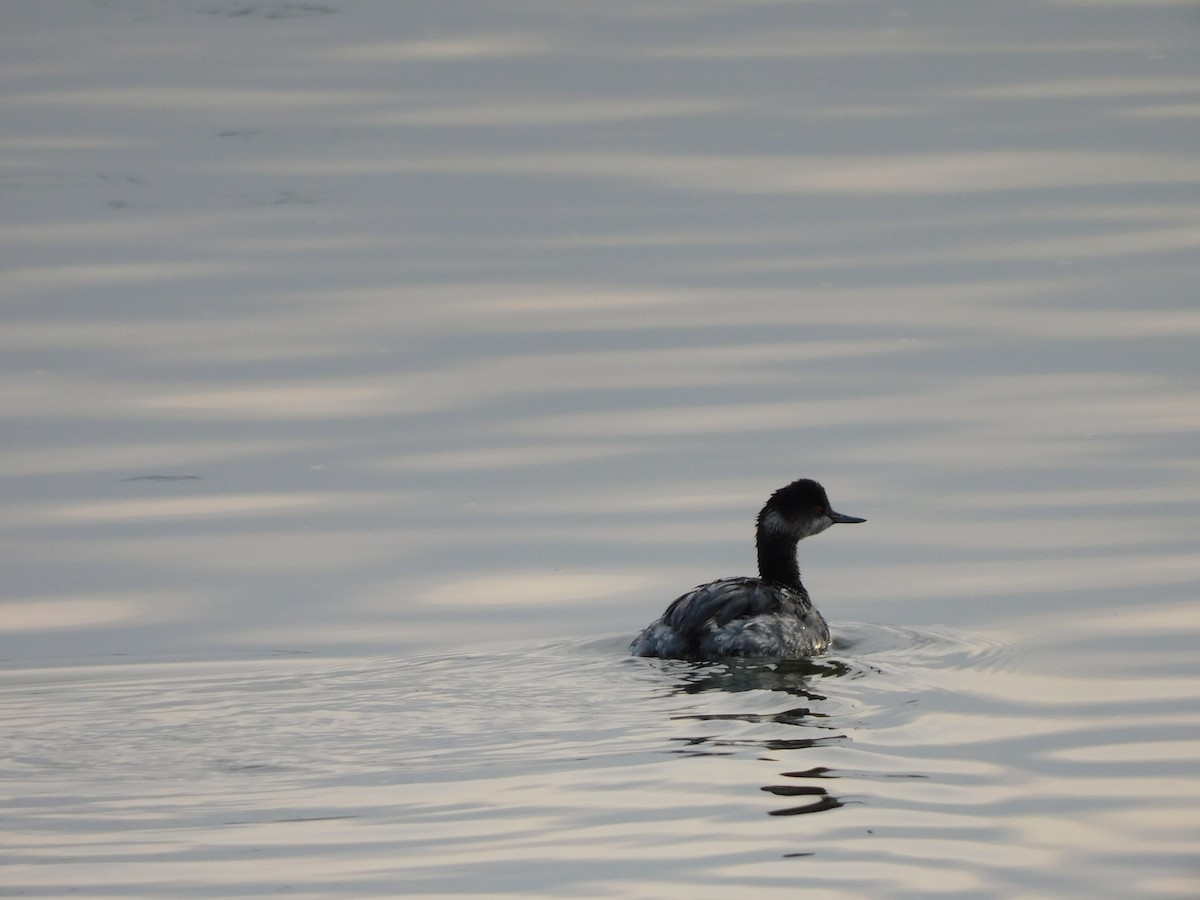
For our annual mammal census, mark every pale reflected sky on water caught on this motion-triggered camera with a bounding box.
[1,0,1198,662]
[2,3,1200,896]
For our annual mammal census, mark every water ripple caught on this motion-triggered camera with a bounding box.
[2,619,1197,897]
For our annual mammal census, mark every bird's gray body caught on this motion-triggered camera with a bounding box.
[629,576,831,660]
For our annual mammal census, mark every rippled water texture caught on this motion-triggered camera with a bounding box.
[5,620,1199,896]
[3,0,1200,896]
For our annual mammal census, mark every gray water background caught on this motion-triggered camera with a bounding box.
[2,1,1199,896]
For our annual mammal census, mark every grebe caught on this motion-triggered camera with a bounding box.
[630,478,865,660]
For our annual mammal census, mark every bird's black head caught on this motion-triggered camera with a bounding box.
[758,478,866,540]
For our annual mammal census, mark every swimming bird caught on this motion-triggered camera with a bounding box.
[630,478,865,660]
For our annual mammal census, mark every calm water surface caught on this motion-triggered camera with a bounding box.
[2,1,1199,896]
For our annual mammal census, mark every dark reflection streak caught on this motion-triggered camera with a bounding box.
[768,795,846,816]
[779,767,929,780]
[762,785,826,796]
[652,657,859,705]
[667,734,846,754]
[667,749,736,757]
[673,674,828,699]
[763,735,846,751]
[779,766,838,779]
[655,655,856,698]
[670,705,822,724]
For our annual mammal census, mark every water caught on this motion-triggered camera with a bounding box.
[3,0,1200,896]
[6,625,1197,896]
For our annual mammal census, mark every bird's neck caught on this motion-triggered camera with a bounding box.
[756,529,804,591]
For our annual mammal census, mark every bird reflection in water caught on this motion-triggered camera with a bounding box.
[763,767,846,817]
[655,657,859,818]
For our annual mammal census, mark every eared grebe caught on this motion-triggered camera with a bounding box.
[630,478,865,660]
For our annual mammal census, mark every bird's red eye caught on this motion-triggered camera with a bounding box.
[814,505,825,515]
